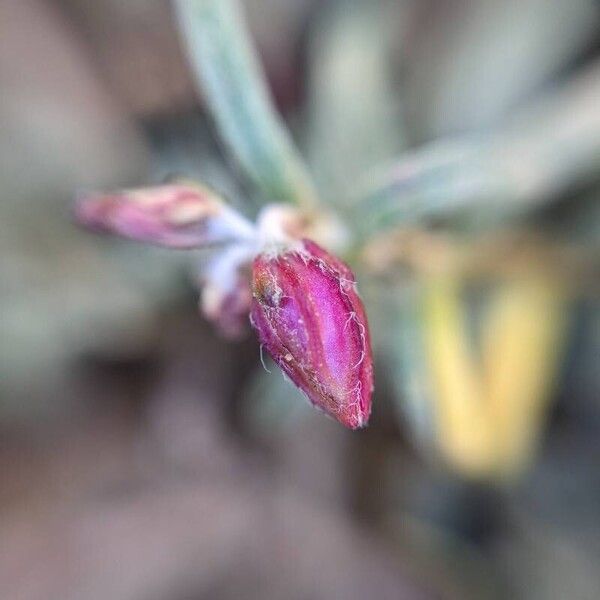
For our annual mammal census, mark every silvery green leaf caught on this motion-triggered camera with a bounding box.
[175,0,318,209]
[407,0,598,137]
[380,284,437,450]
[306,0,406,203]
[354,60,600,236]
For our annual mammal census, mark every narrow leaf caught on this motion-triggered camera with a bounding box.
[175,0,318,209]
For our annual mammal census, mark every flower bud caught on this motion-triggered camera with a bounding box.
[199,245,254,340]
[250,239,373,429]
[75,183,255,248]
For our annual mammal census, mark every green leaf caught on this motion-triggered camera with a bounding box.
[306,0,405,204]
[353,60,600,238]
[175,0,318,209]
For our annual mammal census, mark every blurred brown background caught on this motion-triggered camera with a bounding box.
[1,1,599,599]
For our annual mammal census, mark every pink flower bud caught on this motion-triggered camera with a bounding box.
[201,271,253,339]
[250,239,373,429]
[199,245,254,340]
[75,183,255,248]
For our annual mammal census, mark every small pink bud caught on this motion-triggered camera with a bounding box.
[197,244,255,339]
[75,183,254,248]
[201,271,253,339]
[250,239,373,429]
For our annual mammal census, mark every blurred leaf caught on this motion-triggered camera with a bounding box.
[381,283,436,449]
[175,0,318,209]
[481,279,568,477]
[421,277,496,476]
[355,60,600,237]
[306,0,406,203]
[408,0,599,136]
[389,276,569,480]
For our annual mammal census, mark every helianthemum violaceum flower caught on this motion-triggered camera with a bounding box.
[251,239,373,428]
[75,186,374,429]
